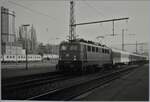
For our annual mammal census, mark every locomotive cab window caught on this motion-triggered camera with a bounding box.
[70,45,78,51]
[61,45,67,51]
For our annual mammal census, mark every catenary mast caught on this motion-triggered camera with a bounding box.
[69,0,76,41]
[69,0,129,42]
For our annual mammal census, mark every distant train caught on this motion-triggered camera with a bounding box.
[1,54,59,63]
[56,39,147,72]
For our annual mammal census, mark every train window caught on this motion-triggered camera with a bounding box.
[106,49,108,54]
[102,49,104,53]
[10,56,12,58]
[7,56,9,58]
[92,47,95,52]
[105,49,107,54]
[88,46,91,52]
[70,45,78,51]
[96,47,98,52]
[83,45,86,52]
[13,56,15,58]
[99,48,101,53]
[61,45,67,51]
[108,50,109,54]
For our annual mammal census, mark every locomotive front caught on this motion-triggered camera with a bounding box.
[57,42,82,71]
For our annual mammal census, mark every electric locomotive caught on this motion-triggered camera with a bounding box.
[57,39,112,72]
[57,39,147,72]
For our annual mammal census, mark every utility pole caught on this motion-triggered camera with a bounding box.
[23,24,30,70]
[69,0,76,41]
[122,29,124,51]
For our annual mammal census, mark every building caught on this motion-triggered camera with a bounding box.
[1,6,25,55]
[3,42,25,55]
[18,24,37,54]
[37,43,59,55]
[30,25,37,53]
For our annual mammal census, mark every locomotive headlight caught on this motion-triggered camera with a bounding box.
[73,56,77,61]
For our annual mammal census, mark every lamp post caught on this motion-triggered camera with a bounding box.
[23,24,30,70]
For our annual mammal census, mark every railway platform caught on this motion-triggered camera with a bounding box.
[75,64,149,101]
[1,62,57,79]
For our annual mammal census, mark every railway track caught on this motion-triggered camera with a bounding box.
[28,65,138,101]
[2,72,69,90]
[2,71,76,100]
[2,71,59,86]
[2,65,138,100]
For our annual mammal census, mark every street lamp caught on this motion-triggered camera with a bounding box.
[23,24,30,70]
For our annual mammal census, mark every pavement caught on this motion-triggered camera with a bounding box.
[1,61,57,79]
[75,64,149,101]
[1,60,58,69]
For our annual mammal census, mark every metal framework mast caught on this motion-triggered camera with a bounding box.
[69,0,76,41]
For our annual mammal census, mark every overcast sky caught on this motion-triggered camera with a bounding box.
[1,0,150,51]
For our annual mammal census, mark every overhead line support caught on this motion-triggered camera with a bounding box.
[71,17,129,26]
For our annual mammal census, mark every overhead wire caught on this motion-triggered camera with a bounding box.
[7,0,58,22]
[80,0,110,42]
[82,0,105,17]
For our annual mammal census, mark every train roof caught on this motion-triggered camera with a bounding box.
[61,39,146,58]
[112,48,131,54]
[112,48,146,57]
[61,39,109,48]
